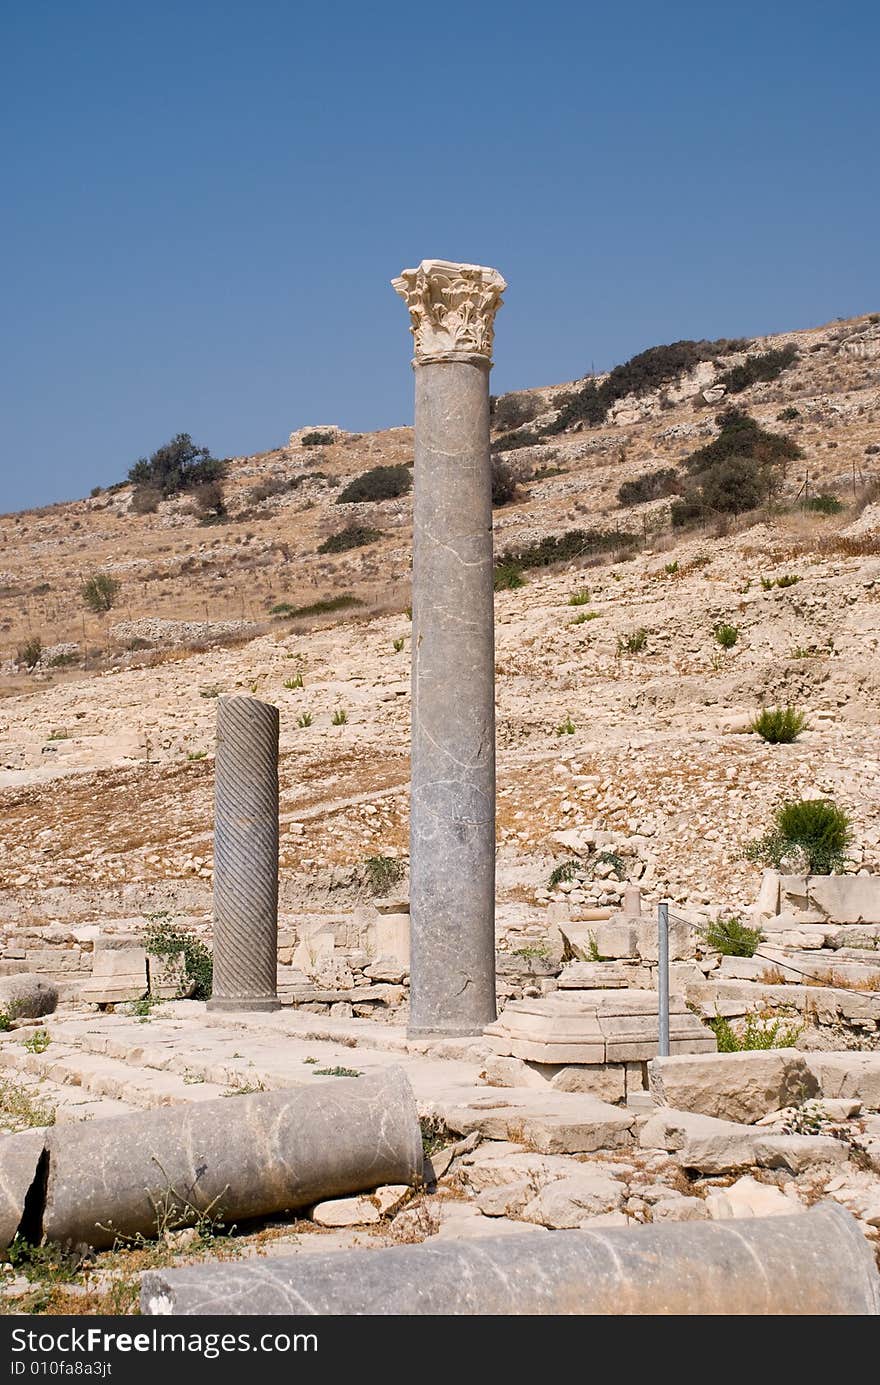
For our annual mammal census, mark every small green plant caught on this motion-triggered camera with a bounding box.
[664,561,679,575]
[23,1030,50,1054]
[617,628,648,655]
[199,686,221,698]
[804,493,844,515]
[700,916,762,957]
[284,673,304,689]
[187,750,207,761]
[127,995,157,1020]
[141,916,213,1000]
[364,855,404,895]
[81,571,121,613]
[0,1078,56,1133]
[760,576,774,591]
[296,711,314,728]
[0,1008,13,1032]
[331,708,348,725]
[17,636,43,670]
[271,595,363,620]
[709,1012,803,1051]
[548,859,581,889]
[745,798,853,874]
[555,714,576,736]
[569,589,591,606]
[493,562,525,591]
[512,942,550,962]
[312,1066,363,1078]
[420,1115,449,1158]
[571,611,600,626]
[595,850,625,877]
[47,728,70,741]
[713,623,739,649]
[777,406,800,422]
[393,637,404,652]
[750,706,808,744]
[775,573,801,588]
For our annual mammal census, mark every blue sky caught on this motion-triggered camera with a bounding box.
[1,1,877,512]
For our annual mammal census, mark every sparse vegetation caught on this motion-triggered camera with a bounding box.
[0,1078,55,1132]
[745,798,853,874]
[493,562,526,591]
[617,628,648,655]
[81,572,121,613]
[17,636,43,669]
[317,525,382,554]
[750,706,808,744]
[337,464,411,504]
[141,915,213,1000]
[491,456,520,506]
[714,345,798,394]
[777,406,800,421]
[186,750,207,761]
[700,916,762,957]
[23,1030,50,1054]
[713,623,740,648]
[555,714,576,735]
[284,673,304,689]
[548,859,581,889]
[498,528,637,574]
[804,494,844,515]
[272,595,363,620]
[709,1012,803,1051]
[491,391,543,433]
[618,467,680,507]
[363,855,404,895]
[671,409,801,526]
[296,711,313,728]
[312,1066,363,1078]
[301,430,336,447]
[331,708,348,725]
[569,589,591,606]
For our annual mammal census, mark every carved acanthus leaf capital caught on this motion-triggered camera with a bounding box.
[392,259,506,364]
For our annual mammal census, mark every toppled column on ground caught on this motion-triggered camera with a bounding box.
[208,694,280,1012]
[3,1067,421,1251]
[141,1204,879,1315]
[392,259,505,1038]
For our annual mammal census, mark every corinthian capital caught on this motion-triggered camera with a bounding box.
[392,259,506,365]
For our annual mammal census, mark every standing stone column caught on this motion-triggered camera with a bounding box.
[392,259,506,1037]
[207,695,280,1012]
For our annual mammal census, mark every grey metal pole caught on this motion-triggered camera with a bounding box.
[657,900,670,1057]
[207,694,280,1012]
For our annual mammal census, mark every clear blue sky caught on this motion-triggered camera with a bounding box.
[2,1,877,513]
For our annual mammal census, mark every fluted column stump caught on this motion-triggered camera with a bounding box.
[393,259,506,1037]
[207,695,280,1012]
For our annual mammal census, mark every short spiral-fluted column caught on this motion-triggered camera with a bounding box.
[207,695,280,1012]
[393,260,506,1037]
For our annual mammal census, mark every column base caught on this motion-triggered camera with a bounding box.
[206,997,281,1013]
[407,1022,491,1040]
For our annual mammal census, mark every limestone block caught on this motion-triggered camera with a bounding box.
[141,1205,880,1316]
[476,1180,536,1218]
[520,1172,625,1228]
[437,1088,634,1155]
[291,925,335,977]
[481,1054,626,1103]
[311,1195,380,1227]
[592,923,637,959]
[0,975,58,1019]
[557,961,631,989]
[754,1134,849,1173]
[651,1196,709,1222]
[808,875,880,924]
[634,920,694,963]
[705,1176,793,1220]
[374,912,410,969]
[0,1129,47,1248]
[639,1108,759,1173]
[754,869,781,921]
[804,1052,880,1110]
[648,1050,818,1124]
[779,875,810,912]
[80,947,147,1004]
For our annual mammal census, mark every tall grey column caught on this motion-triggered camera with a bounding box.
[392,259,506,1037]
[207,694,280,1012]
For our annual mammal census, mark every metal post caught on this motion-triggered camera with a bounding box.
[657,900,670,1057]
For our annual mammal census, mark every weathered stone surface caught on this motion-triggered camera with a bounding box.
[42,1066,422,1249]
[476,1179,535,1218]
[481,1054,626,1103]
[488,989,714,1066]
[557,961,631,989]
[808,875,880,923]
[80,947,147,1004]
[0,975,58,1019]
[142,1205,880,1315]
[705,1176,795,1220]
[0,1129,46,1248]
[520,1172,625,1228]
[805,1052,880,1109]
[311,1195,380,1227]
[651,1196,709,1222]
[754,1134,849,1174]
[639,1108,758,1173]
[436,1087,634,1155]
[648,1050,818,1124]
[399,262,504,1038]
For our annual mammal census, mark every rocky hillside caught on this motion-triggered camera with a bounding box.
[0,311,878,941]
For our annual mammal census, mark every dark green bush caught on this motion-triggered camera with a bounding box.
[750,706,808,743]
[745,798,852,874]
[617,467,680,507]
[363,855,404,895]
[491,391,542,432]
[301,430,336,447]
[777,406,800,421]
[128,434,226,498]
[142,917,213,1000]
[498,528,637,573]
[493,562,526,591]
[492,429,542,452]
[700,916,762,957]
[337,464,412,504]
[317,525,382,554]
[491,458,519,506]
[17,635,42,669]
[671,410,801,526]
[273,594,363,619]
[81,572,121,613]
[714,623,739,648]
[191,480,227,523]
[715,345,798,394]
[804,494,844,515]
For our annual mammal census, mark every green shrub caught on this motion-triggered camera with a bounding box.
[392,637,404,652]
[498,527,637,572]
[331,708,348,725]
[671,409,801,526]
[296,711,313,727]
[317,525,382,554]
[555,715,576,735]
[617,628,648,654]
[569,589,591,606]
[301,430,336,447]
[714,623,739,648]
[493,562,525,590]
[284,673,304,689]
[548,859,581,889]
[533,464,567,480]
[491,391,543,432]
[777,406,800,421]
[272,595,363,620]
[81,572,120,613]
[492,429,541,452]
[142,916,213,999]
[804,494,844,515]
[191,480,227,523]
[700,916,762,957]
[750,706,808,743]
[775,573,800,588]
[491,457,520,505]
[363,855,404,895]
[617,467,680,507]
[745,798,852,874]
[709,1012,803,1051]
[128,433,225,498]
[17,636,42,670]
[715,345,798,394]
[337,464,412,504]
